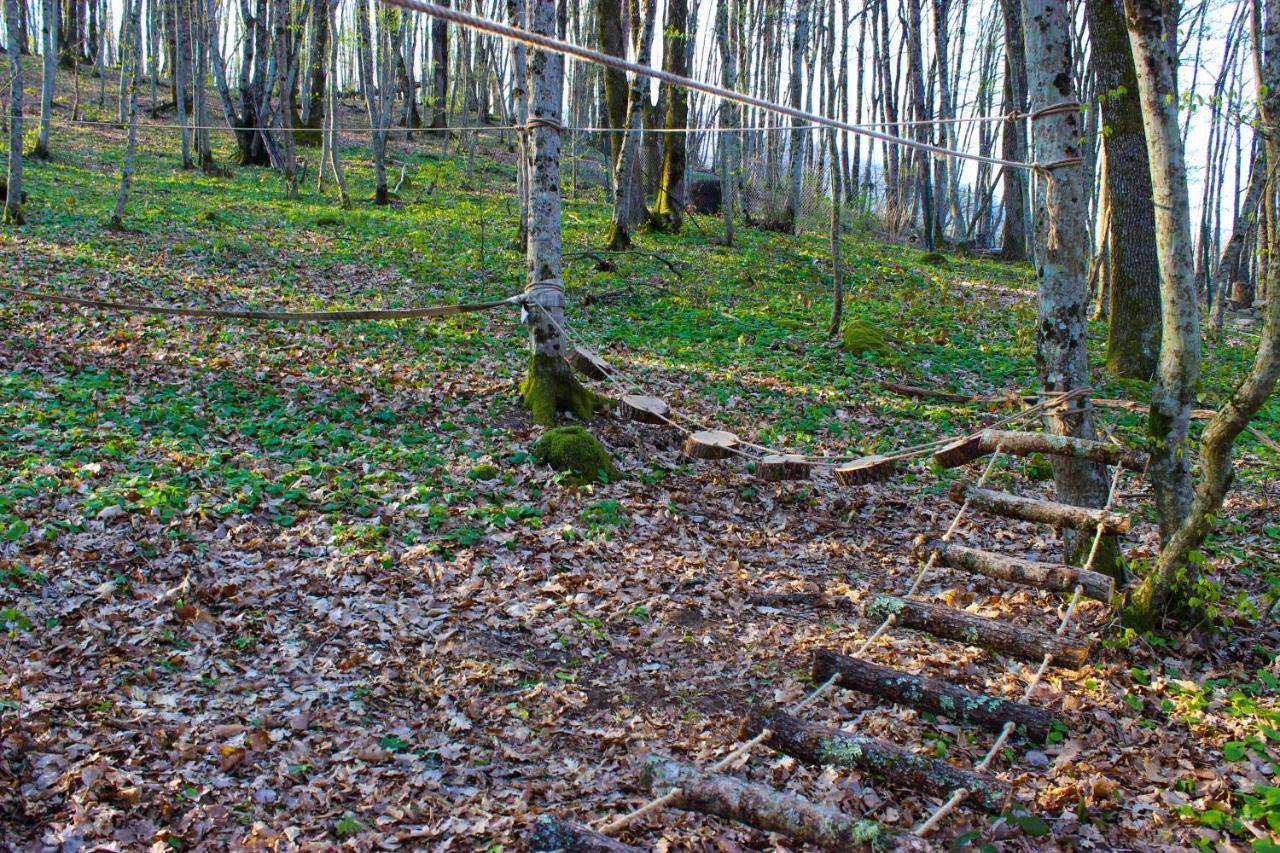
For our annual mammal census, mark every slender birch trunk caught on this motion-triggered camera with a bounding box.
[110,0,142,230]
[715,0,737,247]
[33,0,57,160]
[3,0,25,225]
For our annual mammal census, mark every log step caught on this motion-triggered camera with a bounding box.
[812,649,1054,740]
[566,345,611,380]
[948,482,1132,533]
[913,536,1115,601]
[757,453,811,481]
[741,709,1011,814]
[865,595,1091,667]
[833,454,898,485]
[620,393,670,425]
[530,816,641,852]
[684,429,740,460]
[640,754,893,851]
[975,429,1147,470]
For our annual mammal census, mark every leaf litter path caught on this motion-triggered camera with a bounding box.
[1,257,1278,848]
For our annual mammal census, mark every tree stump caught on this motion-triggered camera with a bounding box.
[757,454,811,481]
[932,435,986,469]
[530,816,641,852]
[833,455,898,485]
[684,429,740,459]
[639,754,891,850]
[740,709,1012,813]
[619,393,670,424]
[864,595,1091,667]
[1230,280,1252,310]
[566,345,611,380]
[913,536,1115,601]
[812,649,1054,739]
[948,482,1132,533]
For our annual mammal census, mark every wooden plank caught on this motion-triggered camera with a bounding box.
[639,754,892,851]
[740,709,1011,814]
[619,393,670,424]
[948,482,1132,533]
[757,453,811,481]
[864,595,1091,667]
[530,816,641,852]
[566,345,610,380]
[976,429,1147,470]
[684,429,740,460]
[833,454,898,485]
[812,649,1054,740]
[913,536,1115,601]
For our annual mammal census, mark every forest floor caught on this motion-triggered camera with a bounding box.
[2,69,1280,852]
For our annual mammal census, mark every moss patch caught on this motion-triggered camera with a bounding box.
[920,251,949,267]
[518,353,611,426]
[467,463,500,480]
[533,426,618,484]
[841,320,890,357]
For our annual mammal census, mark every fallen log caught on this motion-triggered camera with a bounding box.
[864,595,1091,667]
[639,754,891,850]
[913,536,1115,601]
[812,649,1054,740]
[684,429,740,460]
[756,453,811,481]
[566,345,611,381]
[975,429,1147,470]
[833,454,898,485]
[740,709,1011,814]
[619,393,670,425]
[530,816,641,852]
[879,380,975,403]
[947,482,1132,533]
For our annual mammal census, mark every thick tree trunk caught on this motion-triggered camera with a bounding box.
[1021,0,1116,573]
[998,0,1027,261]
[647,0,689,232]
[782,0,808,234]
[272,0,297,197]
[905,0,934,248]
[429,0,448,132]
[3,0,24,224]
[172,0,193,169]
[521,0,608,425]
[1127,0,1280,630]
[603,0,655,249]
[1088,0,1161,379]
[299,0,328,140]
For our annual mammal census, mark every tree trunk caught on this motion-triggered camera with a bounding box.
[520,0,608,425]
[429,0,448,132]
[906,0,933,248]
[647,0,689,232]
[1022,0,1116,573]
[603,0,655,249]
[1210,149,1266,337]
[509,0,530,250]
[998,0,1027,261]
[715,0,736,247]
[33,0,56,160]
[299,0,328,141]
[782,0,808,234]
[3,0,24,225]
[323,0,350,207]
[1088,0,1161,379]
[272,0,297,197]
[172,0,193,169]
[110,0,141,229]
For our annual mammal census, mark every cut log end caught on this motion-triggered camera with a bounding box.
[834,454,898,486]
[566,345,611,381]
[757,453,811,481]
[932,435,986,469]
[684,429,740,460]
[620,393,670,425]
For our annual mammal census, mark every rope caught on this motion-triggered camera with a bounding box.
[375,0,1052,174]
[0,285,521,322]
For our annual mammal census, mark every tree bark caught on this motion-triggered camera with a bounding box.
[1021,0,1116,573]
[647,0,689,232]
[948,482,1132,533]
[715,0,736,246]
[639,754,890,850]
[740,709,1012,814]
[913,536,1116,601]
[998,0,1027,261]
[430,0,449,132]
[812,650,1054,739]
[1210,149,1267,337]
[3,0,24,225]
[604,0,656,249]
[521,0,608,425]
[782,0,808,234]
[33,0,57,159]
[530,817,641,852]
[110,0,141,229]
[1088,0,1162,379]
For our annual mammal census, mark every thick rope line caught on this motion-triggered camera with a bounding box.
[0,285,521,322]
[376,0,1053,173]
[913,456,1129,837]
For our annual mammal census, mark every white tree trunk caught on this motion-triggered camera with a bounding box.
[4,0,25,225]
[111,0,142,229]
[1021,0,1112,567]
[35,0,57,159]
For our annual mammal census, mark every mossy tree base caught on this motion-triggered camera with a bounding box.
[643,206,680,234]
[604,220,632,251]
[519,353,611,426]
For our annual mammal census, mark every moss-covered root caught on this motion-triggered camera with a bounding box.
[603,220,632,251]
[519,353,611,427]
[533,425,619,483]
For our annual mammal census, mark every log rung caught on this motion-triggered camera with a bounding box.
[833,454,898,485]
[530,816,641,852]
[913,536,1115,601]
[976,429,1147,470]
[566,345,611,381]
[949,482,1132,533]
[865,594,1091,667]
[741,710,1011,814]
[620,393,670,425]
[812,649,1054,740]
